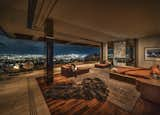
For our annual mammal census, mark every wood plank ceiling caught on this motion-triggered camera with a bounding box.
[0,0,160,45]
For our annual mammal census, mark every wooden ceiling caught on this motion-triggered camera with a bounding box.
[0,0,160,45]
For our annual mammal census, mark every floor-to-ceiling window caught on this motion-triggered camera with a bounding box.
[0,34,100,75]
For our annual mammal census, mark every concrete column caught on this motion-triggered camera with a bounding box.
[100,43,108,64]
[103,43,108,61]
[44,19,54,84]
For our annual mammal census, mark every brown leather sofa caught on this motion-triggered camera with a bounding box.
[61,64,90,77]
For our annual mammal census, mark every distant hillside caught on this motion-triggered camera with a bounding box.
[0,35,99,55]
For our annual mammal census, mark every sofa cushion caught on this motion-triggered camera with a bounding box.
[112,66,142,74]
[125,69,151,79]
[151,65,160,75]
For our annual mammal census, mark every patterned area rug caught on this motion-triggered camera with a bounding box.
[70,72,140,112]
[107,79,140,112]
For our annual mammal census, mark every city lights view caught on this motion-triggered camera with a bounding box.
[0,35,100,75]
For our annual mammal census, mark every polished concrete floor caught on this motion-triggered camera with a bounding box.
[0,77,29,115]
[0,74,50,115]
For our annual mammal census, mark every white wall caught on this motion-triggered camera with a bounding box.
[137,37,160,68]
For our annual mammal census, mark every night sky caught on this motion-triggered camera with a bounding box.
[0,35,99,55]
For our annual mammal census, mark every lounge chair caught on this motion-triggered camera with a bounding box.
[95,61,111,68]
[61,64,90,77]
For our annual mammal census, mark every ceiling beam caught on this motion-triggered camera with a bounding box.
[27,0,37,28]
[29,0,58,30]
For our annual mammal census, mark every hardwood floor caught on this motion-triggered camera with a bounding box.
[37,74,129,115]
[37,74,160,115]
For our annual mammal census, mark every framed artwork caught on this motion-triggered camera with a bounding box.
[144,47,160,61]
